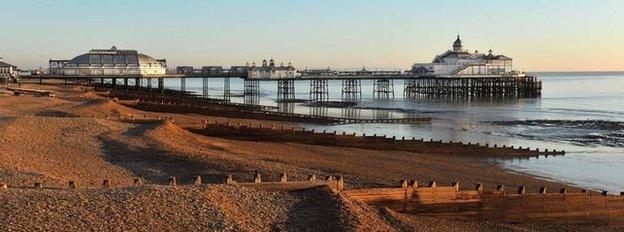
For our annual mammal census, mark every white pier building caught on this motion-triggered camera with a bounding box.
[50,46,167,76]
[411,36,515,76]
[248,59,297,79]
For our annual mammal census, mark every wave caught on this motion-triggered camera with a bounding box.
[487,119,624,130]
[486,119,624,148]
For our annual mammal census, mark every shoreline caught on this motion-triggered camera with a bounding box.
[0,83,572,187]
[2,83,621,230]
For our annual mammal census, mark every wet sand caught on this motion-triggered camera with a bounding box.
[1,83,622,231]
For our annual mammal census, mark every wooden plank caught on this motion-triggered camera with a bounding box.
[235,181,334,191]
[343,188,407,195]
[348,194,406,203]
[343,187,624,225]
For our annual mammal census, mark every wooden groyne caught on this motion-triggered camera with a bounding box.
[225,173,344,192]
[21,98,559,158]
[6,87,56,97]
[103,90,431,125]
[105,89,278,111]
[187,120,565,158]
[343,181,624,225]
[0,172,343,192]
[5,173,620,225]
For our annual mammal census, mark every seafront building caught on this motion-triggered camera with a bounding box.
[411,35,514,76]
[176,64,247,76]
[49,46,167,76]
[201,66,224,75]
[248,59,297,79]
[300,68,337,76]
[229,64,250,76]
[176,66,194,75]
[0,56,18,78]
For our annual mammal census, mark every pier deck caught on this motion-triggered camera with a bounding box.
[22,74,542,99]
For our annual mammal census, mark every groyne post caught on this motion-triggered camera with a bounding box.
[102,180,111,188]
[169,177,177,187]
[254,171,262,183]
[134,178,143,186]
[194,176,202,186]
[68,181,77,189]
[280,173,288,183]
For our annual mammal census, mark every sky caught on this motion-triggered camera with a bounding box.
[0,0,622,71]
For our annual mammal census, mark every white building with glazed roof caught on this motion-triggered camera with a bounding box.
[51,46,167,76]
[412,36,514,76]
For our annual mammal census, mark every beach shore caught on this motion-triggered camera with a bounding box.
[1,83,621,231]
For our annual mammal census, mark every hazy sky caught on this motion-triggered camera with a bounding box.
[1,0,622,71]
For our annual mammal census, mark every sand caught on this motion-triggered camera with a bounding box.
[1,83,622,231]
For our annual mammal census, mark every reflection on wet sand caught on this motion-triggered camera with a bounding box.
[341,107,360,119]
[278,102,294,114]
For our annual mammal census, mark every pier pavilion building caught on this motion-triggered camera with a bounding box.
[0,56,18,78]
[50,46,167,76]
[48,59,69,75]
[249,59,297,79]
[411,35,514,76]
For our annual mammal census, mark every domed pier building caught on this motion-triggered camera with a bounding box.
[49,46,167,76]
[249,58,297,79]
[411,35,514,76]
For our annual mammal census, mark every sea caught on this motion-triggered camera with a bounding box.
[162,72,624,193]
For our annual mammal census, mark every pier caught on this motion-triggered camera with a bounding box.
[25,73,542,101]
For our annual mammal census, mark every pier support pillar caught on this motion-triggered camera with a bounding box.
[223,77,231,101]
[404,79,418,98]
[244,94,259,106]
[158,77,164,94]
[278,103,294,114]
[180,76,186,93]
[202,77,209,97]
[146,77,152,92]
[309,79,329,102]
[341,107,360,119]
[124,78,129,91]
[373,79,394,99]
[401,77,543,99]
[134,78,141,90]
[112,78,117,89]
[341,79,361,101]
[244,79,259,95]
[310,106,328,117]
[373,109,390,119]
[277,80,295,101]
